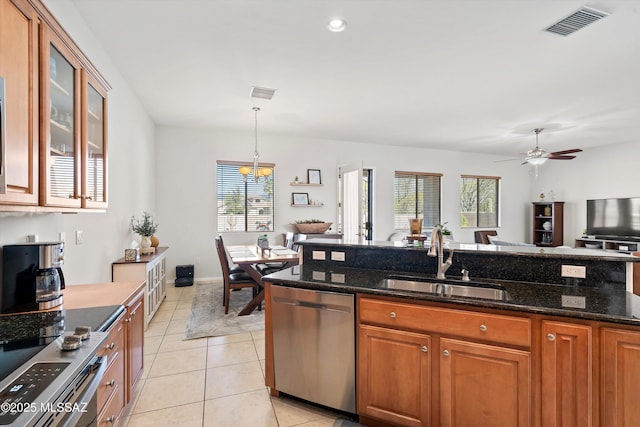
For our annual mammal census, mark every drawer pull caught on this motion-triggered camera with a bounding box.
[389,311,397,319]
[124,317,131,323]
[547,333,556,341]
[421,346,428,353]
[443,350,450,357]
[479,324,488,332]
[105,342,115,350]
[105,415,117,423]
[105,379,115,387]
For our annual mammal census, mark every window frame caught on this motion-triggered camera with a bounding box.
[460,174,501,228]
[393,171,443,230]
[216,160,276,233]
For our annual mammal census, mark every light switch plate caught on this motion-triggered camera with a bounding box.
[561,295,586,309]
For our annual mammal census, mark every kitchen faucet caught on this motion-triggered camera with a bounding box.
[428,226,454,279]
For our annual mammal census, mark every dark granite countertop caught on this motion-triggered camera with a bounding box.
[299,238,640,262]
[264,265,640,327]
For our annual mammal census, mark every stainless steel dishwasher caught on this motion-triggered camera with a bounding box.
[271,285,356,413]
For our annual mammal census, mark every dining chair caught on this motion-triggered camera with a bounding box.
[215,236,260,314]
[256,231,297,275]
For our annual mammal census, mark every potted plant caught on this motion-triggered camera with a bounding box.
[131,212,159,249]
[436,222,451,237]
[293,219,332,234]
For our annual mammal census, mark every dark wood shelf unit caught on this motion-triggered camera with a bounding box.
[532,202,564,247]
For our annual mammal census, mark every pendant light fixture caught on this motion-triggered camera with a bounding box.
[239,107,272,182]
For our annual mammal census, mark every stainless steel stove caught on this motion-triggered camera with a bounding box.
[0,306,124,426]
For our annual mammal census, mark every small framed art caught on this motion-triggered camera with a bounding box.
[292,192,310,206]
[307,169,321,185]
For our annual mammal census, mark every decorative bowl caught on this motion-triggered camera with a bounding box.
[294,222,332,234]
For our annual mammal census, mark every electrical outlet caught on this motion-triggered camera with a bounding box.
[312,251,326,260]
[561,265,586,279]
[196,257,201,265]
[59,232,66,243]
[26,234,39,243]
[75,230,84,245]
[331,251,345,261]
[561,295,586,309]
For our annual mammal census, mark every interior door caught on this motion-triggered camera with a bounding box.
[339,164,365,241]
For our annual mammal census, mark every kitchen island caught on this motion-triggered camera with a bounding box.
[263,239,640,427]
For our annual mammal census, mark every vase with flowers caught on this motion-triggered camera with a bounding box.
[131,212,159,250]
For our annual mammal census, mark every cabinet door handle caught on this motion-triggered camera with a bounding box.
[443,350,450,357]
[421,346,428,353]
[547,333,556,341]
[124,317,131,323]
[479,324,488,332]
[389,311,396,319]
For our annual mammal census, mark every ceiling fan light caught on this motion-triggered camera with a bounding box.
[327,17,347,32]
[527,157,548,166]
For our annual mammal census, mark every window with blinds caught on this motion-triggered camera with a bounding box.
[460,175,500,228]
[394,172,442,230]
[217,161,275,232]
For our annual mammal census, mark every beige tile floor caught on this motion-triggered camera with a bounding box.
[120,284,354,427]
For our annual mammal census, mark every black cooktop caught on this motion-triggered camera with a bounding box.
[0,305,124,382]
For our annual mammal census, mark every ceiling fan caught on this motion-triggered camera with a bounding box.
[523,128,582,166]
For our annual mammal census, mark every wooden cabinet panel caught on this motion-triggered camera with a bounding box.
[359,298,531,347]
[439,338,531,427]
[126,294,144,402]
[541,320,593,427]
[601,328,640,427]
[358,325,431,427]
[0,0,39,205]
[97,314,125,413]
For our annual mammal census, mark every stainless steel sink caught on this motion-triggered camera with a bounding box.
[382,276,510,301]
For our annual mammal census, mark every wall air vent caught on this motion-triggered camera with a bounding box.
[250,86,277,100]
[545,6,609,36]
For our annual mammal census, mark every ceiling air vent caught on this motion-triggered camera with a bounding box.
[545,6,609,36]
[250,86,277,100]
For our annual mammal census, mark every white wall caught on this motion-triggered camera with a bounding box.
[156,126,532,281]
[530,140,640,245]
[0,1,156,285]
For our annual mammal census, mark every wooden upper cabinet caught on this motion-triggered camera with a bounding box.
[0,0,39,206]
[40,25,82,207]
[81,71,107,208]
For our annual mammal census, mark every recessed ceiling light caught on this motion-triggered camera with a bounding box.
[327,17,347,32]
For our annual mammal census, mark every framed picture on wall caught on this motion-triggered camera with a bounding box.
[307,169,321,184]
[292,192,309,206]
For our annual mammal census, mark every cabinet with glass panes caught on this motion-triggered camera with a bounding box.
[41,26,108,209]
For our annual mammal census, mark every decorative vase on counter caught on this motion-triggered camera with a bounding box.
[409,218,423,235]
[140,236,152,249]
[150,235,159,247]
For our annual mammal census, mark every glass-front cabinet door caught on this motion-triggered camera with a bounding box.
[82,71,107,208]
[41,29,82,207]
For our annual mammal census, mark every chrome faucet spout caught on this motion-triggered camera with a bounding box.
[428,226,454,279]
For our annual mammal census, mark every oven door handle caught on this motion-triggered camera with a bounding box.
[58,355,107,427]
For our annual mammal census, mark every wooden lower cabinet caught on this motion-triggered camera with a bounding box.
[541,320,593,427]
[439,338,531,427]
[358,325,431,427]
[601,328,640,427]
[96,312,126,426]
[126,292,145,401]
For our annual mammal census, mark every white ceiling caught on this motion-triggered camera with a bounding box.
[70,0,640,158]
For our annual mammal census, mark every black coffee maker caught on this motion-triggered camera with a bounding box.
[1,242,66,313]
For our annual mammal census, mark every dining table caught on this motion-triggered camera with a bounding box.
[226,244,300,315]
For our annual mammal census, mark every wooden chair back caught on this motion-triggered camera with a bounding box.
[474,230,498,244]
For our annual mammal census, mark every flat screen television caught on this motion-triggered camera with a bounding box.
[586,197,640,240]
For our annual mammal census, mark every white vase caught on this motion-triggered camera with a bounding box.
[140,235,151,249]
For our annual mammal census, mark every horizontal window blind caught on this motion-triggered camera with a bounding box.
[217,161,275,232]
[394,172,442,229]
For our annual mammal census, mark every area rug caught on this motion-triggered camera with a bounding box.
[183,281,264,339]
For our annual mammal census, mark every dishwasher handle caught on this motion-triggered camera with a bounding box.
[272,296,353,314]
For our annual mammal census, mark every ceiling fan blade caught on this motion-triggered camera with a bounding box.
[550,148,582,156]
[521,161,529,165]
[549,155,576,160]
[494,158,522,163]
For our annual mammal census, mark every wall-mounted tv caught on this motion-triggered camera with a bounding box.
[586,197,640,240]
